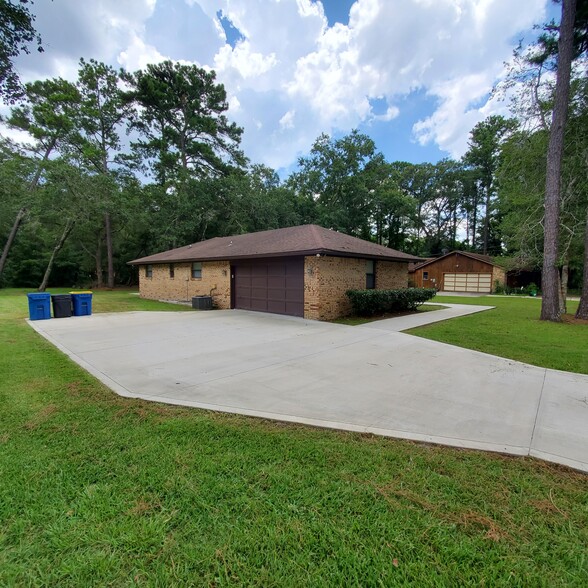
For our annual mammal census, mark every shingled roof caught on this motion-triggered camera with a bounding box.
[129,224,423,265]
[410,250,498,271]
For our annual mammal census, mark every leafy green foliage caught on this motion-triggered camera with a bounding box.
[0,0,43,102]
[124,60,245,183]
[289,130,383,238]
[346,287,437,316]
[463,115,517,255]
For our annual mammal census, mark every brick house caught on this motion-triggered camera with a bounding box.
[129,224,422,321]
[410,251,506,293]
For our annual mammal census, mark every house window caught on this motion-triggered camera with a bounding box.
[366,260,375,289]
[169,263,175,279]
[145,264,153,278]
[191,262,202,279]
[423,271,429,280]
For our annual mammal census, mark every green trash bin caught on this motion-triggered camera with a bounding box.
[70,291,93,316]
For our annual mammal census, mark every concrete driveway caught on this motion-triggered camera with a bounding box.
[29,308,588,473]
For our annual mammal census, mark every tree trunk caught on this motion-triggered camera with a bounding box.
[559,262,568,315]
[0,138,57,281]
[541,0,576,322]
[96,234,104,288]
[0,207,27,278]
[471,192,478,250]
[482,184,491,255]
[576,206,588,319]
[38,219,76,292]
[416,204,422,256]
[104,211,114,289]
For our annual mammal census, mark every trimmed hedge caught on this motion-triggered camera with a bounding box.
[345,287,437,317]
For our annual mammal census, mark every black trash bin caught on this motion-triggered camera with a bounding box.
[192,296,212,310]
[51,294,72,318]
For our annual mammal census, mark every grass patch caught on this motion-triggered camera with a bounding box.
[408,295,588,374]
[334,304,447,326]
[1,288,587,586]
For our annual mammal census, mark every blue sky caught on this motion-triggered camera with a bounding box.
[6,0,553,175]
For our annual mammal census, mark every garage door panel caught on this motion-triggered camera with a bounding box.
[267,301,286,314]
[268,276,286,289]
[234,258,304,317]
[268,288,286,300]
[285,289,303,302]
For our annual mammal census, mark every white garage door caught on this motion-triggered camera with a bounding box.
[443,273,492,293]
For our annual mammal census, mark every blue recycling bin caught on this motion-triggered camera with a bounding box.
[27,293,51,320]
[70,292,93,316]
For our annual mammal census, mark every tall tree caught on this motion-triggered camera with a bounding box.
[369,162,415,249]
[125,60,245,184]
[541,0,578,321]
[577,206,588,318]
[0,78,78,280]
[124,60,245,246]
[69,59,133,288]
[464,115,516,254]
[289,131,383,239]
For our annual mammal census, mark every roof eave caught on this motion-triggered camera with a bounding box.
[129,249,423,265]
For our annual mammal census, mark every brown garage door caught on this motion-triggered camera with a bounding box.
[233,257,304,317]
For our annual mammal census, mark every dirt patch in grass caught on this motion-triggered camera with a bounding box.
[531,498,569,519]
[113,402,179,423]
[126,499,161,516]
[372,481,510,542]
[23,404,58,430]
[562,314,588,326]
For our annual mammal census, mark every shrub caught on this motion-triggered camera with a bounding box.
[345,287,437,317]
[525,282,539,296]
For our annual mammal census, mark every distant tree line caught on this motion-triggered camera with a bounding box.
[0,0,587,318]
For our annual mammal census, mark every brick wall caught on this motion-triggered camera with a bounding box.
[304,256,409,321]
[375,260,410,290]
[492,266,506,290]
[139,256,409,320]
[138,261,231,309]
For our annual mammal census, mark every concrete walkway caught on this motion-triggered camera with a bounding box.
[28,307,588,473]
[361,302,494,331]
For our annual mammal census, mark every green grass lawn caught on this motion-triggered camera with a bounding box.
[1,288,587,586]
[408,295,588,375]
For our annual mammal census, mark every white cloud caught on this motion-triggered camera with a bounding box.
[214,41,278,80]
[3,0,550,169]
[413,73,497,156]
[16,0,157,81]
[279,110,296,130]
[117,35,167,72]
[202,0,547,166]
[372,106,400,123]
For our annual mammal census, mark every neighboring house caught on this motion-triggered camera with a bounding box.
[129,224,422,321]
[506,268,542,289]
[410,251,506,293]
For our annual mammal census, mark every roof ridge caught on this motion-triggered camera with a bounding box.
[309,224,326,250]
[411,250,498,270]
